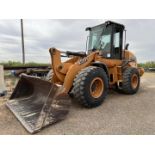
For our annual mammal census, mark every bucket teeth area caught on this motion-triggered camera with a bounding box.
[6,75,71,134]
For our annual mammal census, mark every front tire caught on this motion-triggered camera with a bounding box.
[72,66,108,108]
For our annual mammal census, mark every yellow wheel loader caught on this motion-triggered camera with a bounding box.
[6,21,144,133]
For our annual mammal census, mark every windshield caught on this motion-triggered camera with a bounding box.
[88,25,112,57]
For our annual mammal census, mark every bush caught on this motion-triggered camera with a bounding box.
[138,61,155,69]
[0,61,50,67]
[1,60,155,69]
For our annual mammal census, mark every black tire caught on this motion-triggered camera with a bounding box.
[72,66,108,108]
[122,67,140,94]
[114,84,124,93]
[45,69,53,81]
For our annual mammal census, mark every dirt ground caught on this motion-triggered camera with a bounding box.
[0,72,155,135]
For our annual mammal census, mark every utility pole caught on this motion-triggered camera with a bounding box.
[20,19,25,64]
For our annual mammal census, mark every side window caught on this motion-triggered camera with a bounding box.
[114,32,120,48]
[100,34,111,51]
[100,34,111,58]
[112,30,121,59]
[91,35,98,49]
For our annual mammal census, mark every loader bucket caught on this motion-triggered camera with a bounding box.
[6,74,71,134]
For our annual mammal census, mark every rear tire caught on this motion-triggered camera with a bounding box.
[122,67,140,94]
[72,66,108,108]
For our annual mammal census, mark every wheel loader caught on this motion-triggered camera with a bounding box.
[6,21,144,133]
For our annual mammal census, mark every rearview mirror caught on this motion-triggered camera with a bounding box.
[125,43,129,50]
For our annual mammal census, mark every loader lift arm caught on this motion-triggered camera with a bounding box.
[49,48,97,93]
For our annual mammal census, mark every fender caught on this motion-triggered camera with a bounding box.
[92,61,109,78]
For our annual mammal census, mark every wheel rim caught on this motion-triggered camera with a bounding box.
[90,77,104,98]
[131,74,138,89]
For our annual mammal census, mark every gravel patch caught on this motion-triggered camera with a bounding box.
[0,73,155,135]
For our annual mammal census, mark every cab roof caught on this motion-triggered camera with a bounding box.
[86,20,125,31]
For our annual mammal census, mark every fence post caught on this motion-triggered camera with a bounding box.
[0,65,7,96]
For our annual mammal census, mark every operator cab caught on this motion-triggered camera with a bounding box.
[86,21,125,59]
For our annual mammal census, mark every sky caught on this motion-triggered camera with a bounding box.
[0,19,154,63]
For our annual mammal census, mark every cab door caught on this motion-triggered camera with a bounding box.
[111,25,123,59]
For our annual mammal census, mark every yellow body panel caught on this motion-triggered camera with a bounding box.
[49,48,144,93]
